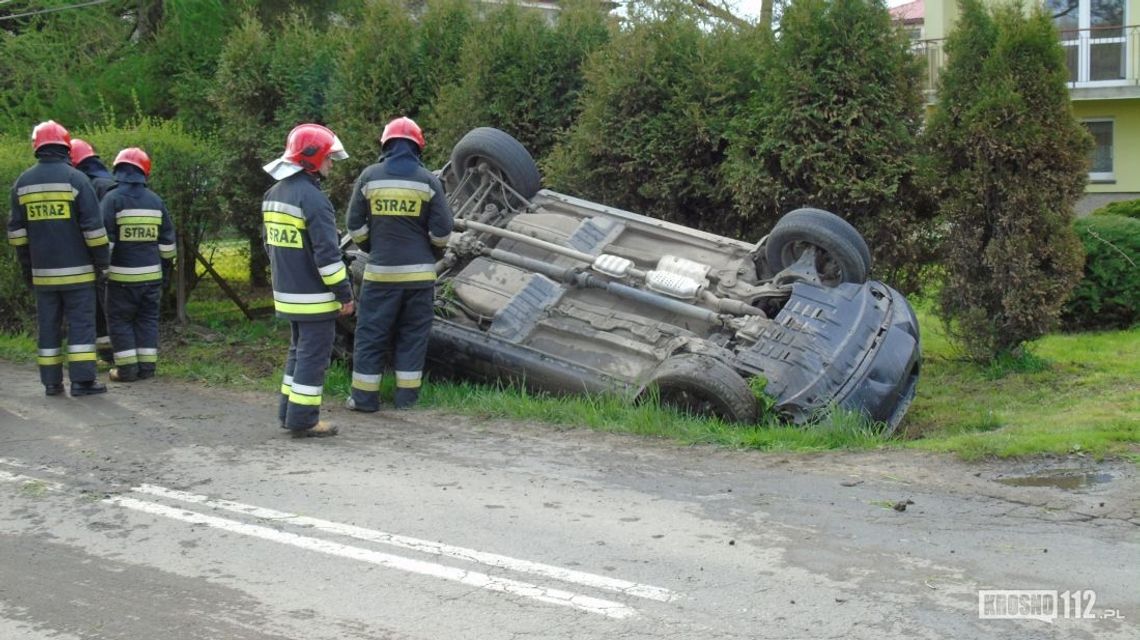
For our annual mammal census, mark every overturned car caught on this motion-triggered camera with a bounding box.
[341,128,921,432]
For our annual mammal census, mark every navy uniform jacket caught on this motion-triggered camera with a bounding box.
[76,157,117,201]
[7,148,109,290]
[101,167,176,285]
[262,171,352,321]
[345,140,453,289]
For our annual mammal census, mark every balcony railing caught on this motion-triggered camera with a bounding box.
[911,39,945,102]
[912,25,1140,102]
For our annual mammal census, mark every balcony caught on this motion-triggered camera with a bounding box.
[913,25,1140,103]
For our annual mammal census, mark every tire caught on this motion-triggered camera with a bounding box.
[766,208,871,286]
[332,317,355,363]
[450,127,541,199]
[643,354,759,424]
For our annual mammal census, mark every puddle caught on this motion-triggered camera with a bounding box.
[996,471,1114,490]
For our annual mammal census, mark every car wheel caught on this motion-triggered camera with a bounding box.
[766,208,871,286]
[450,127,541,200]
[644,354,759,424]
[332,318,354,363]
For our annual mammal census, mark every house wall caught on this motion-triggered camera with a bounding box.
[921,0,1140,208]
[1072,99,1140,211]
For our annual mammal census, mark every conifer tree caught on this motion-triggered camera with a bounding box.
[545,0,765,236]
[926,0,1090,360]
[725,0,930,286]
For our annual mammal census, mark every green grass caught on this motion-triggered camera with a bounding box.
[196,238,252,282]
[903,301,1139,460]
[1,240,1135,459]
[0,332,35,364]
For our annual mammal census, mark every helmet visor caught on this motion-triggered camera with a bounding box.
[263,158,304,180]
[329,135,349,161]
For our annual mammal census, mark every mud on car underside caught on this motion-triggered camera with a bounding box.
[341,128,920,432]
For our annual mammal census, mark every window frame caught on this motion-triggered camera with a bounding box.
[1050,0,1130,87]
[1083,118,1115,183]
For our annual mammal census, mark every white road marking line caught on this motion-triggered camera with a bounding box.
[134,483,677,602]
[0,406,30,420]
[106,496,638,619]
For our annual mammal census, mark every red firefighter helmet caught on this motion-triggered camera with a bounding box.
[284,123,348,172]
[70,139,97,165]
[380,117,425,152]
[32,120,71,151]
[114,147,152,177]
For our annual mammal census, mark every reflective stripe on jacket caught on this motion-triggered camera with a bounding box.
[262,172,352,321]
[7,154,108,291]
[101,170,176,285]
[345,142,453,289]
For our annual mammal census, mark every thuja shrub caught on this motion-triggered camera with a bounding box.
[1061,215,1139,331]
[926,0,1090,360]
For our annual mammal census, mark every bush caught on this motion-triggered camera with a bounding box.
[1061,215,1140,331]
[427,0,610,168]
[545,1,765,237]
[0,3,130,134]
[0,135,35,331]
[926,0,1090,360]
[210,12,294,286]
[725,0,933,289]
[325,0,424,184]
[1090,199,1140,220]
[141,0,250,131]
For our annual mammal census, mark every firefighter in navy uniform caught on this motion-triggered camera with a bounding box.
[346,117,453,412]
[263,124,354,438]
[6,120,109,396]
[70,138,117,364]
[100,148,176,382]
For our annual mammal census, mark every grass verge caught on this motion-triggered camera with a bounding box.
[903,304,1138,459]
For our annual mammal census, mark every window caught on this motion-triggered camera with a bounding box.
[1084,120,1114,181]
[1045,0,1127,84]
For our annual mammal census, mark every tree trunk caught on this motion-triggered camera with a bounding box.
[248,234,270,288]
[759,0,774,28]
[176,232,189,324]
[135,0,164,42]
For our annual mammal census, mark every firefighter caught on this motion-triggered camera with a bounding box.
[262,123,354,438]
[6,120,108,396]
[100,148,176,383]
[69,139,116,199]
[70,138,117,364]
[346,117,453,412]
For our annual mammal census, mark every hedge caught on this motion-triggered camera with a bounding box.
[1061,215,1140,331]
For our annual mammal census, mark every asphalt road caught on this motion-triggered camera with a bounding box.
[0,363,1136,639]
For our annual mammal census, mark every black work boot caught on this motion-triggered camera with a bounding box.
[44,384,65,397]
[394,388,420,410]
[70,381,108,397]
